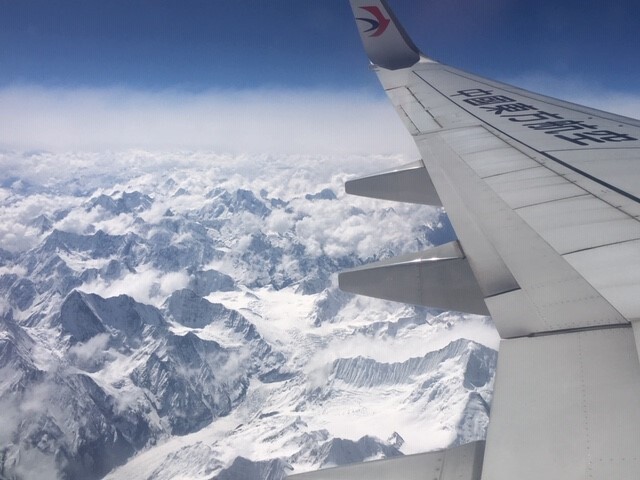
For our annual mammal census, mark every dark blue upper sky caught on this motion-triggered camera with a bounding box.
[1,0,639,93]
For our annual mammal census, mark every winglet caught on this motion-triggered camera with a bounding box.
[349,0,421,70]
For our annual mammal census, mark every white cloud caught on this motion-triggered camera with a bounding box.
[159,271,190,296]
[0,264,28,277]
[80,268,190,307]
[0,192,82,252]
[12,445,59,480]
[1,79,638,159]
[68,333,111,368]
[0,86,418,156]
[266,209,294,235]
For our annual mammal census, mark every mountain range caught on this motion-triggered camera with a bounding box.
[0,151,498,480]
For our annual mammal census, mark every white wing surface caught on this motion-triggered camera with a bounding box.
[291,1,640,479]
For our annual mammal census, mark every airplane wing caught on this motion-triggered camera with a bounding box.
[290,1,640,479]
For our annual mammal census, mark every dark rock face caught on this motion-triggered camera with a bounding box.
[29,214,53,234]
[305,188,337,201]
[188,269,235,296]
[55,291,108,344]
[130,331,248,435]
[1,284,281,477]
[463,345,495,389]
[50,373,152,480]
[9,278,37,311]
[163,289,285,374]
[0,312,42,390]
[387,431,405,449]
[0,248,15,266]
[420,211,456,246]
[455,392,491,446]
[163,288,225,328]
[54,291,163,346]
[0,338,156,480]
[54,290,264,438]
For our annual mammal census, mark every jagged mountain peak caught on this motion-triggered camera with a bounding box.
[188,269,235,296]
[204,187,271,219]
[387,431,405,449]
[305,188,337,201]
[86,191,153,215]
[29,213,53,234]
[215,457,292,480]
[163,288,236,328]
[0,311,40,385]
[55,290,164,345]
[41,229,142,259]
[319,435,402,468]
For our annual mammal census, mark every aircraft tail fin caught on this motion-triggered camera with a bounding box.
[348,0,421,70]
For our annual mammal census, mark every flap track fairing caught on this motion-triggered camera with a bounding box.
[338,241,489,315]
[345,161,442,206]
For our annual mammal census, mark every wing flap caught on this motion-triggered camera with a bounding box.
[287,441,485,480]
[338,241,489,315]
[345,160,442,205]
[482,327,640,479]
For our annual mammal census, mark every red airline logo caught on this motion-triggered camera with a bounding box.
[357,6,391,37]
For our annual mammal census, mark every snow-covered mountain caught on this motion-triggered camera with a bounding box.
[0,151,498,480]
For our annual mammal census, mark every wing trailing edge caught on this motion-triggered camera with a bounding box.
[345,161,442,205]
[288,440,485,479]
[338,241,489,315]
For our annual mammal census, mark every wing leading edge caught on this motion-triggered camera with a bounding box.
[289,1,640,479]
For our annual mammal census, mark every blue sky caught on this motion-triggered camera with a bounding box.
[1,0,639,154]
[1,0,639,92]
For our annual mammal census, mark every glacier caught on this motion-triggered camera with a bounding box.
[0,151,499,480]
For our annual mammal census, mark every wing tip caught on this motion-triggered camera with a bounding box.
[349,0,422,70]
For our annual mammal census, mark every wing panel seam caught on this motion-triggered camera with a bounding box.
[561,237,640,257]
[406,86,443,128]
[397,105,420,133]
[481,165,549,180]
[512,193,591,209]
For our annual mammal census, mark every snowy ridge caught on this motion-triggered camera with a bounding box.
[331,338,495,388]
[0,152,499,480]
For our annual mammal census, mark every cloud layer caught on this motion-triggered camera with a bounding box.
[2,79,639,157]
[0,86,418,156]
